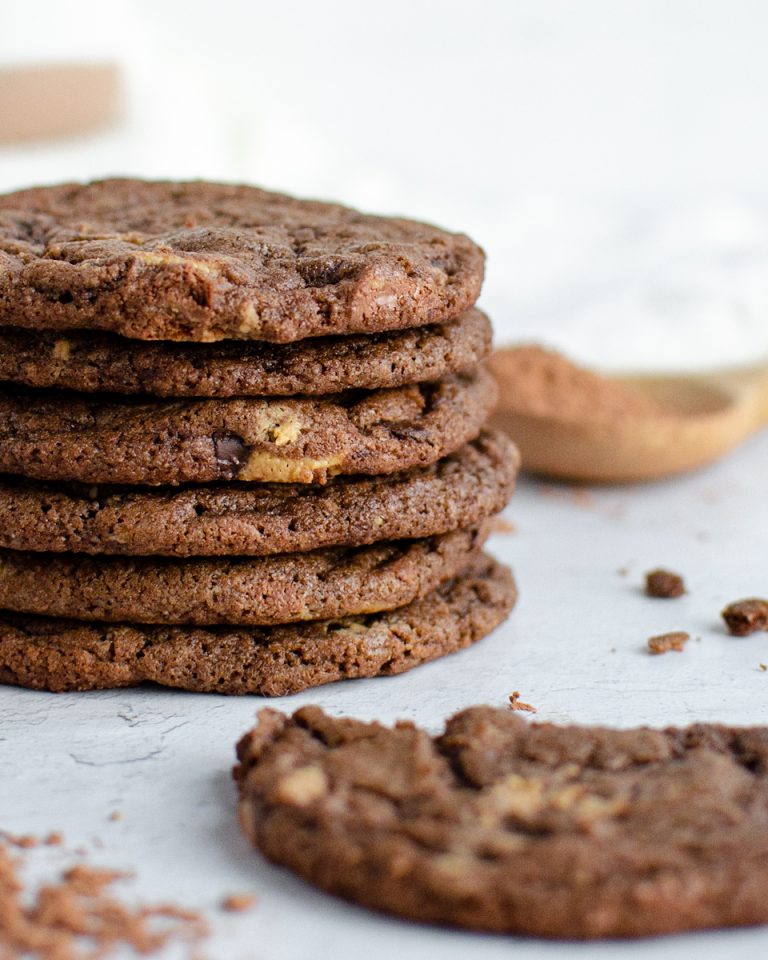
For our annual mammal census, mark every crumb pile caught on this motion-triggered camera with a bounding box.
[0,839,208,958]
[0,179,518,695]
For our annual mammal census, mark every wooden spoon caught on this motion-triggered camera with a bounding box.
[0,63,120,145]
[489,348,768,483]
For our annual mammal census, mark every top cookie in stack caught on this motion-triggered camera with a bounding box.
[0,179,519,696]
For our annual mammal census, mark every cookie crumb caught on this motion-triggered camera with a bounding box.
[0,831,38,848]
[617,567,629,577]
[0,833,209,958]
[570,487,594,508]
[508,691,537,713]
[108,810,123,822]
[648,631,690,654]
[759,663,767,672]
[645,569,685,598]
[536,484,594,508]
[221,892,257,912]
[491,516,517,535]
[722,598,768,636]
[44,832,63,846]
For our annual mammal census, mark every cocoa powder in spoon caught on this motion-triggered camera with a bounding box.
[490,345,659,423]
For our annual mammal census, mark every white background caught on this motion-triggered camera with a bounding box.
[3,0,768,369]
[2,3,768,958]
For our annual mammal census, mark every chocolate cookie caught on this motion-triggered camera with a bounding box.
[0,525,486,625]
[0,432,517,557]
[235,706,768,939]
[0,309,490,397]
[0,554,515,694]
[0,370,495,485]
[0,179,484,342]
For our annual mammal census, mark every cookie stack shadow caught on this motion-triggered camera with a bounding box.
[0,179,519,695]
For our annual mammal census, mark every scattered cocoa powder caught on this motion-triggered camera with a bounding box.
[508,691,537,713]
[645,569,686,599]
[220,893,256,913]
[490,345,660,424]
[536,483,595,508]
[0,831,38,849]
[722,598,768,636]
[490,515,517,535]
[569,488,595,508]
[0,835,209,958]
[648,631,690,654]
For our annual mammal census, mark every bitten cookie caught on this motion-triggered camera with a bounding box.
[0,309,491,397]
[0,554,515,694]
[0,179,484,342]
[235,705,768,938]
[0,432,517,557]
[0,370,496,485]
[0,525,487,625]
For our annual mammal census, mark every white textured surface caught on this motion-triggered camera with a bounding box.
[2,429,768,959]
[3,2,768,953]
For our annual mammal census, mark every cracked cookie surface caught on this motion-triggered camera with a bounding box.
[235,704,768,938]
[0,179,484,342]
[0,554,515,694]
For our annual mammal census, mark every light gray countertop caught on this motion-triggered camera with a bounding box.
[3,429,767,959]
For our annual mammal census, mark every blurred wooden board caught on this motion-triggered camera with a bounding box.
[0,62,120,144]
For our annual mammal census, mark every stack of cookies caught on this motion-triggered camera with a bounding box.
[0,179,518,696]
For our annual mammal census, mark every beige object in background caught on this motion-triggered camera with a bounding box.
[0,63,120,144]
[490,346,768,483]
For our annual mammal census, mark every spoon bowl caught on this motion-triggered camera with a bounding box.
[490,351,768,484]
